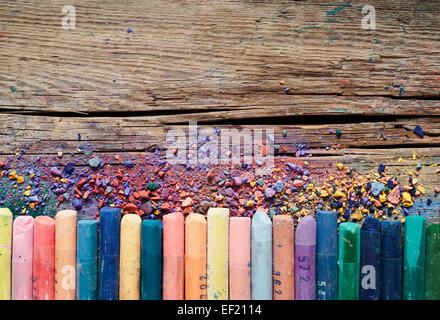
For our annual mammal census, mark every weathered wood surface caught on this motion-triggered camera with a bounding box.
[0,0,439,173]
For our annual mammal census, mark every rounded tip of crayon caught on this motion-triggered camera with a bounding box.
[78,219,98,226]
[296,215,316,245]
[163,211,184,222]
[230,216,250,223]
[405,214,426,223]
[121,213,142,224]
[100,206,122,215]
[362,217,381,232]
[56,209,77,220]
[186,213,206,224]
[273,214,293,223]
[35,215,55,226]
[339,221,360,232]
[317,210,337,216]
[142,219,162,227]
[253,211,271,225]
[207,207,229,217]
[13,215,34,232]
[0,208,12,217]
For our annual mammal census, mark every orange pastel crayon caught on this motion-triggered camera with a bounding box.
[33,216,55,300]
[185,213,207,300]
[229,216,251,300]
[273,215,295,300]
[163,212,184,300]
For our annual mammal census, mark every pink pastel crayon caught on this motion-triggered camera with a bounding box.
[295,215,317,300]
[163,212,184,300]
[12,216,34,300]
[229,217,251,300]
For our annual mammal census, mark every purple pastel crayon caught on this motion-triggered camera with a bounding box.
[295,215,317,300]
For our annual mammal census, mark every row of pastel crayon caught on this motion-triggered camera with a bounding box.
[0,207,438,300]
[318,211,439,300]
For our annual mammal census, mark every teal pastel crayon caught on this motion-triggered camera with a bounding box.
[360,217,381,300]
[98,207,121,300]
[316,210,338,300]
[251,211,272,300]
[381,220,402,300]
[425,222,440,300]
[338,222,360,300]
[141,219,163,300]
[76,220,98,300]
[403,215,426,300]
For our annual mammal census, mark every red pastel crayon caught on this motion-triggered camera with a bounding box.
[33,216,55,300]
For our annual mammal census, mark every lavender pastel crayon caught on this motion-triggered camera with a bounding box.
[360,217,381,300]
[338,222,360,300]
[295,215,316,300]
[316,210,338,300]
[98,207,121,300]
[380,220,402,300]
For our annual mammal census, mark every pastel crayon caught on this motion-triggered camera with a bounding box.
[229,217,251,300]
[55,210,77,300]
[360,217,381,300]
[380,220,402,300]
[425,222,440,300]
[76,220,98,300]
[252,211,272,300]
[338,222,360,300]
[273,215,294,300]
[185,213,207,300]
[316,210,338,300]
[120,214,142,300]
[295,215,316,300]
[12,216,34,300]
[98,207,121,300]
[207,208,229,300]
[0,208,12,300]
[163,212,184,300]
[33,216,55,300]
[403,215,426,300]
[141,220,162,300]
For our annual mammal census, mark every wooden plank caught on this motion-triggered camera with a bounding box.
[0,114,439,155]
[0,0,439,116]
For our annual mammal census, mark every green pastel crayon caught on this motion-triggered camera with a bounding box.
[425,223,440,300]
[338,222,360,300]
[403,215,426,300]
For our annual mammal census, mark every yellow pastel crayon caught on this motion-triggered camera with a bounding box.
[120,214,142,300]
[0,208,12,300]
[207,208,229,300]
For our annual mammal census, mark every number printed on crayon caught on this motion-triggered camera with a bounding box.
[273,270,282,295]
[297,256,311,282]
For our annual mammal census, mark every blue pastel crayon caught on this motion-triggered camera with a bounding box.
[251,211,272,300]
[141,219,163,300]
[380,220,402,300]
[77,220,98,300]
[360,217,381,300]
[316,210,338,300]
[98,207,121,300]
